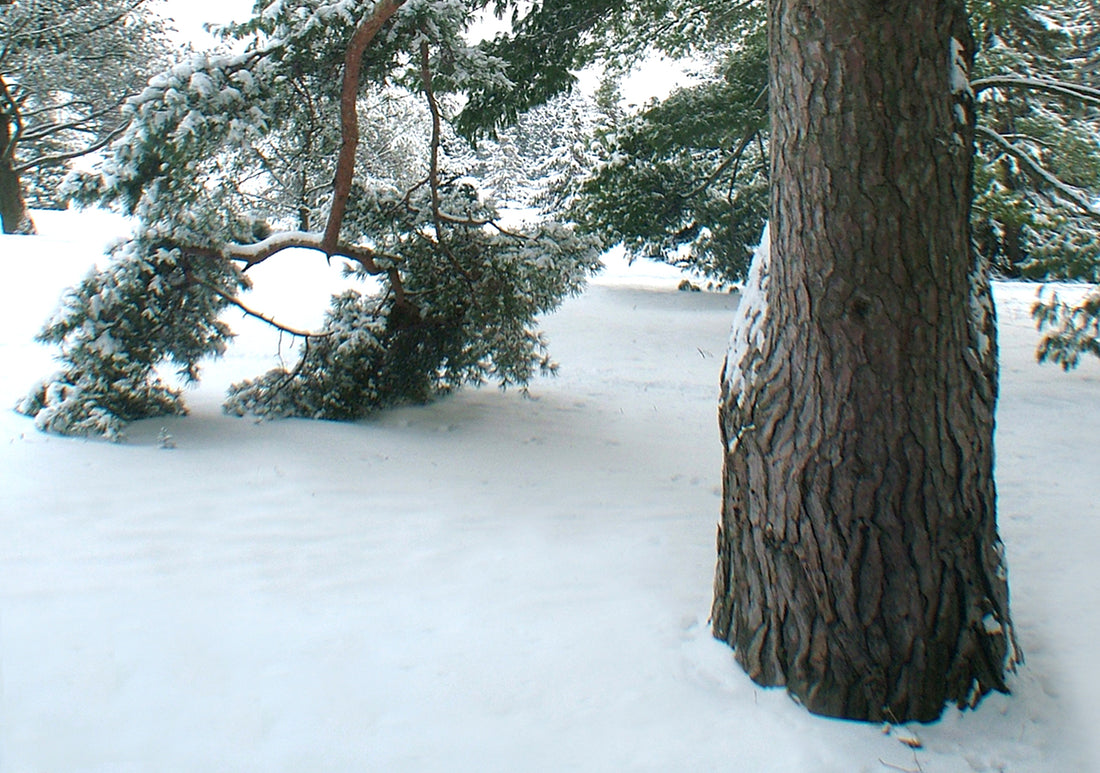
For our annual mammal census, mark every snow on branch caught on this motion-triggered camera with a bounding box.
[975,125,1100,223]
[205,230,393,273]
[972,75,1100,107]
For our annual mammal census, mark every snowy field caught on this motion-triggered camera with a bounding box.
[2,210,1098,772]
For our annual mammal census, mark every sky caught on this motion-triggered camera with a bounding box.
[159,0,257,45]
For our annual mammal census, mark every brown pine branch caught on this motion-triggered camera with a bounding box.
[183,231,394,273]
[418,33,480,287]
[321,0,408,255]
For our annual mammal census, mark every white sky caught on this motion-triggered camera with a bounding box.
[159,0,257,45]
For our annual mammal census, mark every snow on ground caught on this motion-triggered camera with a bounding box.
[1,210,1098,772]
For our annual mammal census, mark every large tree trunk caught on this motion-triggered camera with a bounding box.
[712,0,1019,723]
[1,113,36,235]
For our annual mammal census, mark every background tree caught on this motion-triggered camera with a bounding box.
[573,23,768,284]
[0,0,173,233]
[711,0,1018,722]
[469,88,603,212]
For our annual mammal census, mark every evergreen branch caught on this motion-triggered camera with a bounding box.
[434,210,530,240]
[5,0,151,46]
[421,36,446,247]
[322,0,408,255]
[972,75,1100,106]
[976,125,1100,223]
[682,123,763,200]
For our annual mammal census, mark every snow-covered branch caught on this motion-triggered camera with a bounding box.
[976,125,1100,223]
[190,230,393,273]
[972,75,1100,107]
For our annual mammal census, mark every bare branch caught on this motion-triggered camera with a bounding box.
[14,120,128,173]
[190,275,331,339]
[877,760,920,773]
[19,97,127,141]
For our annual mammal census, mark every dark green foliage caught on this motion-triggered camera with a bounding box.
[1034,287,1100,369]
[574,26,768,282]
[971,1,1100,279]
[458,0,618,138]
[458,0,762,138]
[966,1,1100,366]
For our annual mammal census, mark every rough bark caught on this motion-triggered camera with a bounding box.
[712,0,1018,723]
[1,113,36,235]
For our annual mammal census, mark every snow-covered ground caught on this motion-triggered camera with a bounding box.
[2,210,1098,772]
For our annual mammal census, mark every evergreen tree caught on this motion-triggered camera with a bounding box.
[0,0,174,233]
[469,88,605,212]
[19,0,601,438]
[573,22,768,283]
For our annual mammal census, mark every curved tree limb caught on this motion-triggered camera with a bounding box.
[191,275,331,339]
[15,120,128,173]
[184,230,395,273]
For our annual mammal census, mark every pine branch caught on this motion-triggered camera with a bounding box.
[0,72,22,160]
[681,120,764,200]
[973,75,1100,107]
[419,33,478,286]
[184,231,395,274]
[976,124,1100,223]
[5,1,151,46]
